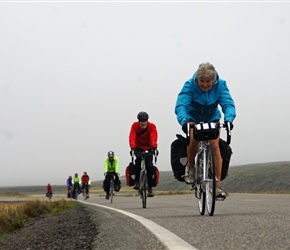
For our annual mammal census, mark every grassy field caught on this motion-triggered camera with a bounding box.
[1,161,290,196]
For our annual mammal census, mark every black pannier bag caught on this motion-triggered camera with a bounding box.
[170,134,188,182]
[219,138,233,181]
[114,179,121,192]
[194,122,220,141]
[46,191,52,197]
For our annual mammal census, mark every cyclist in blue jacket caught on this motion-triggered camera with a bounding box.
[66,175,73,198]
[175,62,236,198]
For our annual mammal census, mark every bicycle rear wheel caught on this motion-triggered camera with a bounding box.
[69,188,73,201]
[196,152,205,215]
[140,172,147,208]
[110,178,114,203]
[206,145,216,216]
[83,186,86,200]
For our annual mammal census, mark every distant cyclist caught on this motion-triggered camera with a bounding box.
[103,151,121,200]
[46,183,53,198]
[129,111,158,197]
[72,173,81,198]
[81,171,91,198]
[66,175,73,198]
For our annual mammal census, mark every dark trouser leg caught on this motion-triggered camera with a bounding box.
[134,157,142,183]
[145,154,154,188]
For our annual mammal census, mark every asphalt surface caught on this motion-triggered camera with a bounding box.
[80,193,290,250]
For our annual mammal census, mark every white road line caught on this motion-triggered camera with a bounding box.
[79,200,198,250]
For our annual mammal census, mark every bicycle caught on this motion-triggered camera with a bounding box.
[82,182,89,200]
[46,190,52,201]
[73,183,80,200]
[106,174,115,203]
[68,186,73,201]
[185,121,231,216]
[132,150,158,209]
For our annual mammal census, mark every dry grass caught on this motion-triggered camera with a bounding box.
[0,199,76,236]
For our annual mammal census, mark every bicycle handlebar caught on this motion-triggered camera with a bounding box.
[131,150,158,165]
[220,123,231,145]
[186,122,232,145]
[105,173,116,179]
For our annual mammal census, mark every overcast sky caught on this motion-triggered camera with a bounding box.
[1,1,289,187]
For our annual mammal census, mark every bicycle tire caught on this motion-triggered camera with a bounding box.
[83,186,86,200]
[140,171,147,208]
[196,152,205,215]
[206,145,216,216]
[110,177,114,203]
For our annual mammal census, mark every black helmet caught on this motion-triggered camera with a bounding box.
[137,111,149,121]
[108,151,114,157]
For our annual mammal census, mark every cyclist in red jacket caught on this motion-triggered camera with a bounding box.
[81,172,91,198]
[129,111,158,197]
[46,183,52,198]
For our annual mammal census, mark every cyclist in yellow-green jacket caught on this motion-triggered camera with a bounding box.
[72,173,81,199]
[103,151,121,199]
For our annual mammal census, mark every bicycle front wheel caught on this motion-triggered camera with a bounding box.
[206,145,216,216]
[110,179,114,203]
[140,172,147,208]
[83,187,86,200]
[196,152,205,215]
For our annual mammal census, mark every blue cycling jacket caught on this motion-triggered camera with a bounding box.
[175,71,236,126]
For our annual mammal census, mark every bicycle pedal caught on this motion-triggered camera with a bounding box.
[216,196,226,201]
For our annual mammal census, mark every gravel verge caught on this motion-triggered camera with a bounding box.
[0,203,98,250]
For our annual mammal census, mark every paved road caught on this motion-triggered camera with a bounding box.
[80,193,290,250]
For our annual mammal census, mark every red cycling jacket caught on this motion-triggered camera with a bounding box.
[129,121,158,150]
[82,175,90,183]
[46,185,52,191]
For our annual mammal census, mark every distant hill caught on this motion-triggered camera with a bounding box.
[220,161,290,193]
[152,161,290,193]
[1,161,290,194]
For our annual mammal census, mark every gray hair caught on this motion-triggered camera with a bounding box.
[196,62,216,82]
